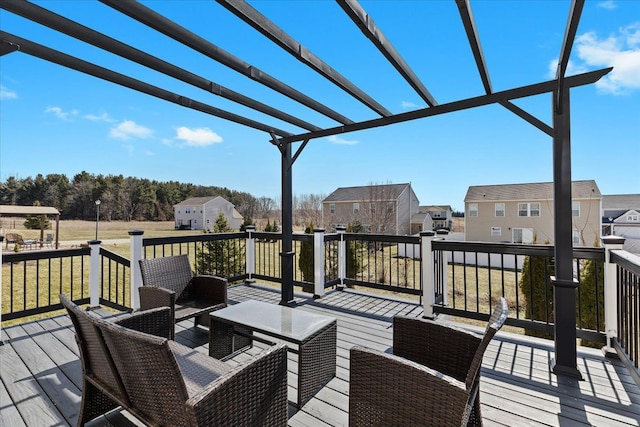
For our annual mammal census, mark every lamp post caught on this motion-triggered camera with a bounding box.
[95,199,101,240]
[608,217,614,236]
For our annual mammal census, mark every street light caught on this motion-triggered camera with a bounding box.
[95,199,101,240]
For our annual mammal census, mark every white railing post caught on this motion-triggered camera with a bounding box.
[0,236,4,344]
[89,240,101,308]
[245,226,256,283]
[436,229,449,306]
[336,225,347,290]
[602,235,625,356]
[421,231,436,319]
[129,230,144,310]
[314,228,325,298]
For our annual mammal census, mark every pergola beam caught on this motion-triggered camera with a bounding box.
[0,32,292,137]
[456,0,492,94]
[0,41,18,56]
[99,0,354,125]
[337,0,438,107]
[276,67,611,144]
[217,0,391,117]
[0,0,320,132]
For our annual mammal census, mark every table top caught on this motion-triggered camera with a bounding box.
[210,300,336,343]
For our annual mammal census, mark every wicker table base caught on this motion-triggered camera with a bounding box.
[209,300,337,409]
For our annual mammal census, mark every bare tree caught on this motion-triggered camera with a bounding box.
[361,182,397,234]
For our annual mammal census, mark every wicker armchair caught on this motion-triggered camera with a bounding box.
[60,294,173,427]
[349,297,508,427]
[97,320,289,427]
[138,254,228,338]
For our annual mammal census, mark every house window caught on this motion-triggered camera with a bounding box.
[572,201,580,217]
[370,203,376,214]
[329,203,335,213]
[530,203,540,217]
[387,202,394,213]
[353,203,360,213]
[491,227,501,236]
[627,214,639,222]
[469,203,478,217]
[518,203,540,217]
[572,229,581,246]
[495,203,505,217]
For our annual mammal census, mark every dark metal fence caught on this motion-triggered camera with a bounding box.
[432,240,605,343]
[99,247,130,311]
[343,233,422,295]
[1,247,91,321]
[611,250,640,384]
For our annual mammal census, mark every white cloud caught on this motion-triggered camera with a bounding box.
[597,0,617,10]
[0,85,17,100]
[84,112,116,123]
[554,23,640,95]
[175,126,223,147]
[328,135,358,145]
[401,101,423,109]
[45,106,79,120]
[110,120,153,140]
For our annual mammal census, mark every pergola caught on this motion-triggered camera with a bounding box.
[0,205,60,249]
[0,0,611,379]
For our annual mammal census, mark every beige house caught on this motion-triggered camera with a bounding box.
[322,183,419,235]
[174,196,243,231]
[464,180,602,246]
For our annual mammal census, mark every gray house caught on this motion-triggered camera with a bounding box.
[602,194,640,254]
[322,183,419,235]
[174,196,243,231]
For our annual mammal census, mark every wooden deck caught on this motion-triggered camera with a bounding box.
[1,283,639,426]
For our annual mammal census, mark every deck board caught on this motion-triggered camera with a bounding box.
[2,283,639,427]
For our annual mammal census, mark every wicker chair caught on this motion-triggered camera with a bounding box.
[349,297,508,427]
[97,319,289,427]
[138,254,228,338]
[60,294,173,427]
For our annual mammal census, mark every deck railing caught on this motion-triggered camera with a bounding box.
[1,231,639,383]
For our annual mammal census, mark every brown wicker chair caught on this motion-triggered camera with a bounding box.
[60,294,173,427]
[349,297,508,427]
[138,254,228,338]
[97,319,289,427]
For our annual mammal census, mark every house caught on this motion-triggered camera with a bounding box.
[602,194,640,254]
[409,211,434,235]
[322,183,419,235]
[414,205,453,232]
[464,180,602,246]
[173,196,243,231]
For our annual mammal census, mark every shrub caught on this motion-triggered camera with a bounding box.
[298,221,314,292]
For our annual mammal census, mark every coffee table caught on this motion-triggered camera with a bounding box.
[209,300,337,409]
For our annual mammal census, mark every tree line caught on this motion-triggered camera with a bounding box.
[0,172,271,222]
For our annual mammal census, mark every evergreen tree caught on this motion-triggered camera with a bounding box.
[298,221,314,291]
[519,254,555,339]
[345,222,363,281]
[196,213,245,278]
[239,216,254,231]
[578,257,605,347]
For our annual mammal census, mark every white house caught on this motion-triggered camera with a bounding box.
[602,194,640,254]
[174,196,243,231]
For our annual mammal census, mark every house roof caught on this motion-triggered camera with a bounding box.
[174,196,227,207]
[420,205,452,213]
[323,183,411,203]
[464,180,601,202]
[0,205,60,216]
[410,212,431,223]
[602,194,640,210]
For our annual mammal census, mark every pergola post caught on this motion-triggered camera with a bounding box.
[550,86,582,380]
[280,140,295,306]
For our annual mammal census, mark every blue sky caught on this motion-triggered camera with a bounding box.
[1,0,639,211]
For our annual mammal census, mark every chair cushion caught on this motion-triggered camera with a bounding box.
[169,341,231,398]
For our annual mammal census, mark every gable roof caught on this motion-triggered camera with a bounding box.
[0,205,60,216]
[420,205,452,213]
[323,183,412,203]
[464,180,601,202]
[602,194,640,211]
[174,196,228,207]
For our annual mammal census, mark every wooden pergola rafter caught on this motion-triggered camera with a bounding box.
[1,0,609,379]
